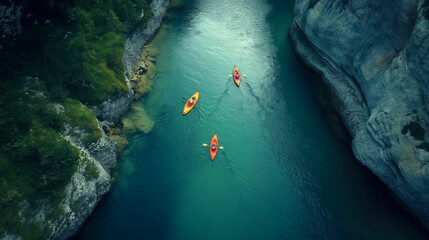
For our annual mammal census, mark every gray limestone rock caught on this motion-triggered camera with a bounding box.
[289,0,429,229]
[123,0,169,76]
[89,90,134,123]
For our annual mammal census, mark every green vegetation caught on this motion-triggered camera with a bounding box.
[84,158,100,180]
[63,99,101,145]
[401,121,425,141]
[0,0,153,238]
[0,80,78,238]
[1,0,152,104]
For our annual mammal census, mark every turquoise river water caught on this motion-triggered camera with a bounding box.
[73,0,429,239]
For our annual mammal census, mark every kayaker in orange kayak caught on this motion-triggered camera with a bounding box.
[232,65,241,86]
[210,133,219,160]
[234,71,240,80]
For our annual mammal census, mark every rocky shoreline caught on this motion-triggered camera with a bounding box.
[289,0,429,230]
[48,0,169,239]
[104,46,159,152]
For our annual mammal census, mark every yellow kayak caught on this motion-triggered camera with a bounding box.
[182,91,199,115]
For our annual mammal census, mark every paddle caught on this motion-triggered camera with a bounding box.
[202,143,224,149]
[228,74,246,77]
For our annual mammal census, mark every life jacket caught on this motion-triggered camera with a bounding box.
[234,74,240,80]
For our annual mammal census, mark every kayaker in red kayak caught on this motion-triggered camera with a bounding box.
[211,142,217,151]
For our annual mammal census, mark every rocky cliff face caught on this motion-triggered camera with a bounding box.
[123,0,169,76]
[50,121,115,240]
[89,0,169,124]
[51,1,169,239]
[0,1,169,239]
[289,0,429,229]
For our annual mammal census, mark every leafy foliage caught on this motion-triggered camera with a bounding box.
[84,159,100,180]
[63,98,102,145]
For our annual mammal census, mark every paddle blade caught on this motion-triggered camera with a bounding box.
[202,143,208,146]
[219,146,224,149]
[228,74,232,77]
[243,74,246,77]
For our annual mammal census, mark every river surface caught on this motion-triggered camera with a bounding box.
[73,0,429,239]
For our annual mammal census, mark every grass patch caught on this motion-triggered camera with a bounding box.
[84,158,100,180]
[63,98,101,145]
[401,121,425,141]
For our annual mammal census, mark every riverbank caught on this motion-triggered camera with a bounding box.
[105,20,170,152]
[0,0,168,239]
[107,46,158,151]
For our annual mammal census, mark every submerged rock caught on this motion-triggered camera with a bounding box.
[109,134,129,152]
[121,117,137,134]
[289,0,429,229]
[122,102,155,134]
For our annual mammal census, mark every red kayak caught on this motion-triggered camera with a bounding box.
[209,133,218,160]
[233,65,241,87]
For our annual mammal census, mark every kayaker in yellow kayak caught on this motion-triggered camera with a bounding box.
[182,91,199,115]
[188,97,196,106]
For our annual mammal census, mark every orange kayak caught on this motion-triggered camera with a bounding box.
[209,133,218,161]
[233,65,241,87]
[182,91,199,115]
